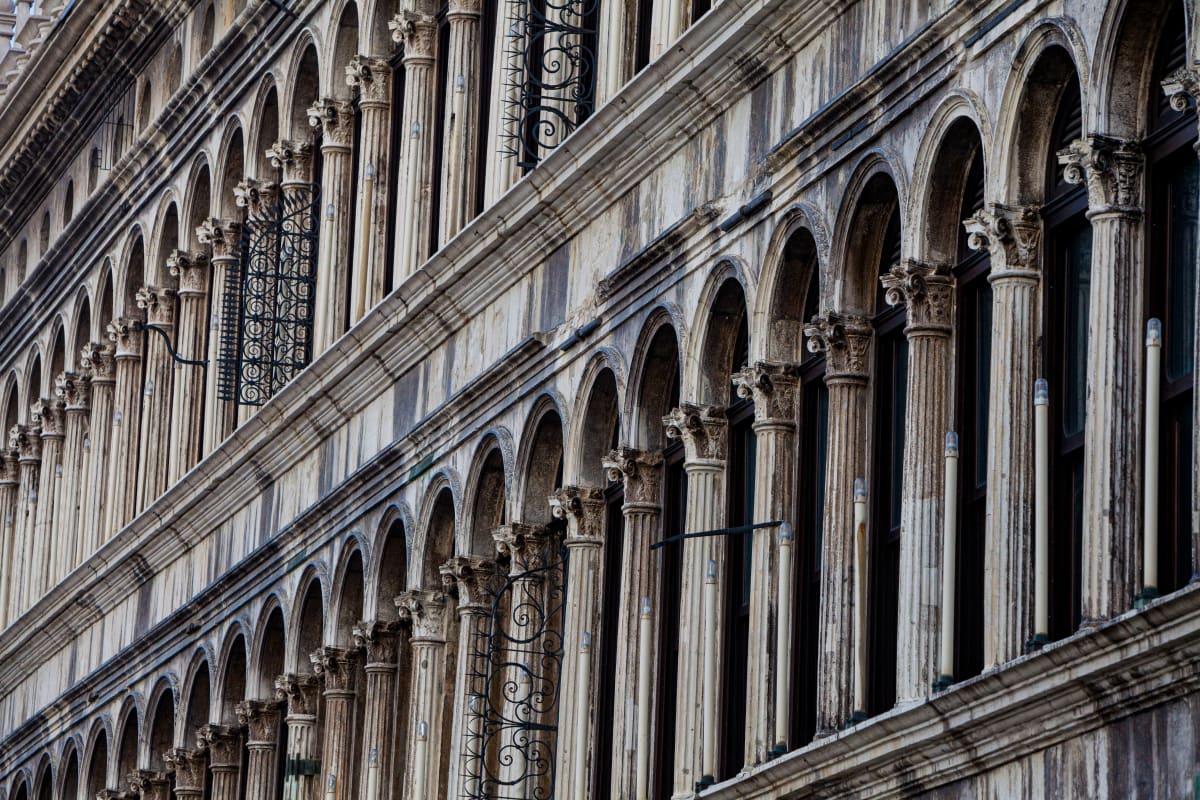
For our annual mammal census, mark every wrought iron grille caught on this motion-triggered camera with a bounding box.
[217,185,320,406]
[500,0,599,170]
[464,538,567,800]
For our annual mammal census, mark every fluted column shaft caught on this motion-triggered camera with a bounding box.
[308,100,354,353]
[12,425,40,613]
[80,344,115,551]
[652,0,687,61]
[167,252,209,483]
[804,314,872,734]
[397,590,449,800]
[312,648,359,800]
[197,220,240,455]
[135,286,176,511]
[345,57,391,321]
[392,14,438,282]
[236,700,282,800]
[0,450,19,626]
[964,205,1042,666]
[163,748,207,800]
[482,2,522,206]
[439,0,481,242]
[32,399,63,594]
[56,372,91,569]
[200,725,243,800]
[351,622,399,800]
[276,674,323,800]
[596,0,631,105]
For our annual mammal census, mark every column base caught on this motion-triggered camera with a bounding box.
[931,674,955,693]
[696,775,716,792]
[1024,633,1049,653]
[1133,587,1160,609]
[768,743,788,759]
[843,710,869,728]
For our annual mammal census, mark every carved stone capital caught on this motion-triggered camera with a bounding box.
[493,523,557,572]
[0,448,18,484]
[310,646,360,692]
[127,771,170,800]
[56,371,91,412]
[963,203,1042,277]
[345,56,391,104]
[352,619,401,665]
[197,724,242,768]
[803,313,872,381]
[439,556,503,610]
[107,316,145,358]
[234,699,282,744]
[31,397,64,438]
[167,250,210,297]
[395,589,448,641]
[10,423,41,461]
[196,218,241,260]
[390,13,437,61]
[732,361,801,425]
[234,179,278,217]
[273,673,322,715]
[162,748,207,791]
[447,0,482,17]
[1057,135,1144,215]
[663,403,728,463]
[266,140,314,183]
[880,259,954,334]
[549,485,606,544]
[602,447,663,506]
[80,342,117,383]
[136,285,176,327]
[307,98,355,148]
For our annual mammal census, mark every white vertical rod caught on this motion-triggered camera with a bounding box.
[937,433,959,688]
[1034,378,1050,644]
[635,598,653,800]
[1143,318,1162,602]
[573,631,592,799]
[852,478,868,719]
[773,522,794,755]
[701,558,718,785]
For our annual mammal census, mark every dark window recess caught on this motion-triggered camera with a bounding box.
[384,52,406,296]
[720,399,754,779]
[429,9,451,256]
[473,0,498,217]
[634,0,654,72]
[654,441,687,800]
[691,0,711,23]
[346,99,364,333]
[591,481,625,798]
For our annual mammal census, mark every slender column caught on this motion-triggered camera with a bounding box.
[652,0,688,60]
[803,313,872,734]
[595,0,631,105]
[549,486,606,800]
[11,423,40,613]
[163,748,207,800]
[344,57,391,319]
[439,0,482,242]
[128,771,171,800]
[0,448,19,626]
[350,621,400,800]
[963,205,1042,665]
[275,674,323,800]
[31,397,63,594]
[311,647,359,800]
[880,261,955,700]
[396,590,449,800]
[166,250,210,483]
[439,557,502,800]
[197,219,240,455]
[198,725,243,800]
[1058,136,1145,621]
[79,343,115,551]
[307,100,355,352]
[135,285,176,511]
[482,0,522,206]
[731,362,800,761]
[55,371,91,570]
[662,404,727,792]
[600,448,663,799]
[235,700,283,800]
[390,14,438,282]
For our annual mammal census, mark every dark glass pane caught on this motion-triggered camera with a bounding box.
[974,282,992,488]
[814,383,828,565]
[1063,223,1092,437]
[1166,155,1199,381]
[890,336,908,528]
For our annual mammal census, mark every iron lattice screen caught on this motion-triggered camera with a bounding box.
[218,184,320,406]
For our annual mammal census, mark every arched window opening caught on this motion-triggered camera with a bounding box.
[63,181,74,226]
[39,211,51,255]
[199,3,215,55]
[17,239,28,283]
[167,43,183,97]
[138,80,154,131]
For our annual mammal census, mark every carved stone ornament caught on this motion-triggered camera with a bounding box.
[352,619,401,665]
[197,724,242,768]
[127,770,170,800]
[602,447,663,506]
[492,522,557,571]
[56,371,92,412]
[136,285,176,327]
[1057,134,1144,214]
[310,646,360,692]
[732,361,801,424]
[196,218,241,260]
[234,699,282,744]
[31,397,65,438]
[167,250,210,297]
[274,673,322,715]
[395,589,448,641]
[80,342,117,383]
[265,140,314,183]
[345,56,391,104]
[803,313,872,380]
[549,485,606,543]
[1,449,18,484]
[233,179,278,216]
[663,403,728,463]
[439,556,503,610]
[880,259,954,333]
[1161,66,1200,118]
[962,203,1041,276]
[107,316,145,358]
[10,423,42,460]
[161,748,207,791]
[389,13,437,61]
[307,98,355,148]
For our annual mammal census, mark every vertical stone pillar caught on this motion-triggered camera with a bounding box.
[79,343,115,551]
[232,181,279,425]
[601,448,662,798]
[275,675,323,800]
[307,99,355,353]
[350,621,400,800]
[12,423,41,613]
[128,771,171,800]
[595,0,630,106]
[662,404,727,792]
[1058,136,1145,622]
[439,0,482,242]
[163,748,207,800]
[731,361,800,761]
[803,313,872,734]
[549,485,606,799]
[166,250,210,483]
[55,371,91,569]
[311,647,359,800]
[963,205,1042,666]
[880,261,955,700]
[197,219,240,455]
[344,57,391,321]
[106,316,145,534]
[651,0,688,61]
[135,285,176,511]
[31,397,63,595]
[390,13,437,283]
[439,557,502,800]
[198,725,243,800]
[0,447,19,626]
[396,590,449,800]
[235,700,283,800]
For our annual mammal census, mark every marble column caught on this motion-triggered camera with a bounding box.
[55,370,91,570]
[600,448,663,798]
[163,748,207,800]
[803,313,872,734]
[350,621,400,800]
[1059,136,1145,622]
[79,343,115,551]
[396,590,450,800]
[198,725,242,800]
[663,404,727,792]
[595,0,631,105]
[235,699,283,800]
[481,0,522,206]
[731,361,800,761]
[128,771,171,800]
[652,0,688,61]
[549,486,606,799]
[439,0,482,242]
[31,397,63,595]
[11,423,40,613]
[881,261,955,701]
[135,285,176,511]
[344,57,391,321]
[0,447,19,626]
[275,674,323,800]
[390,13,437,283]
[166,250,210,483]
[311,647,359,800]
[307,99,355,353]
[197,219,240,455]
[963,205,1042,666]
[439,556,502,800]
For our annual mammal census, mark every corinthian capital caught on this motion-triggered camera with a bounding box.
[963,203,1041,277]
[233,179,278,217]
[345,56,391,104]
[310,646,360,692]
[197,725,242,768]
[663,403,727,463]
[803,313,872,381]
[196,218,241,260]
[1162,67,1200,118]
[732,361,801,425]
[352,619,401,665]
[273,673,322,715]
[492,523,557,572]
[602,447,663,506]
[307,98,355,148]
[439,556,503,610]
[127,770,170,800]
[390,12,437,61]
[167,250,210,297]
[136,285,176,327]
[234,699,282,744]
[1,448,18,484]
[107,316,145,358]
[1057,135,1144,214]
[31,397,64,438]
[396,589,448,641]
[10,423,41,460]
[880,259,954,333]
[266,140,314,183]
[80,342,117,383]
[550,485,606,545]
[161,748,207,792]
[56,371,92,412]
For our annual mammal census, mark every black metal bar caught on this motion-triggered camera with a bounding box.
[650,519,785,550]
[134,322,207,367]
[264,0,299,19]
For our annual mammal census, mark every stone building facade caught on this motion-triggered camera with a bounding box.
[1,0,1199,797]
